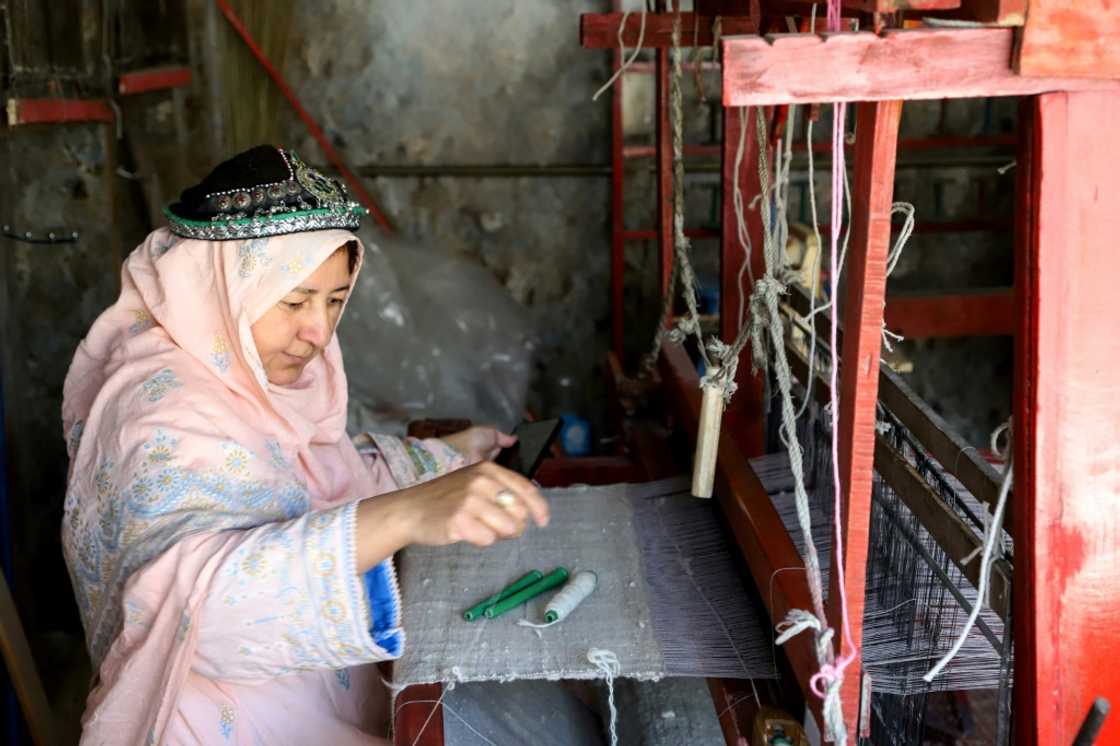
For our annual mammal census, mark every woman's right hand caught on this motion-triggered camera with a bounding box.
[403,461,550,548]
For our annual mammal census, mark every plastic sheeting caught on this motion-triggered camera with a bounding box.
[341,236,535,435]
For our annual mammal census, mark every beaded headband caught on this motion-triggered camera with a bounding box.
[165,145,366,240]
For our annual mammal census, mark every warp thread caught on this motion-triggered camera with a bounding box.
[588,648,622,746]
[515,570,598,629]
[740,103,847,742]
[923,419,1014,682]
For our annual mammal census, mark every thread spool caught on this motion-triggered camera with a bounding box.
[516,570,598,629]
[485,567,569,619]
[692,373,725,498]
[544,570,598,623]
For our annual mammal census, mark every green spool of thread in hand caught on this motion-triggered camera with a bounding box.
[462,570,544,621]
[484,567,569,619]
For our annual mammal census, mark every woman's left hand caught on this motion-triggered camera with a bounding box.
[441,425,516,464]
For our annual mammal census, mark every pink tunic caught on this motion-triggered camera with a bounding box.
[60,228,465,745]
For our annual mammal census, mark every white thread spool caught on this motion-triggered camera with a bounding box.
[517,571,597,628]
[544,570,597,623]
[692,372,725,498]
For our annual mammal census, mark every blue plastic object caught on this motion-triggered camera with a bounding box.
[557,413,592,457]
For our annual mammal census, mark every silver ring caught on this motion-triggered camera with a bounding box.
[494,489,516,508]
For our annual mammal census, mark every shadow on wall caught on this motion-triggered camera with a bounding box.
[342,234,536,436]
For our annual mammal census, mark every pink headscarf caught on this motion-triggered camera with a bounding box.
[62,226,377,667]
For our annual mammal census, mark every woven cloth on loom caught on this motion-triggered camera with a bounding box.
[392,478,776,689]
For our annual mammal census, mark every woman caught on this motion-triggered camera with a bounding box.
[61,145,548,744]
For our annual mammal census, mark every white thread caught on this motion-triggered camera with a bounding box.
[588,648,621,746]
[396,699,499,746]
[880,202,917,351]
[592,10,647,102]
[923,419,1013,682]
[516,570,598,628]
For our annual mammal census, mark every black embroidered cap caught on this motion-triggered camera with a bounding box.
[165,145,365,240]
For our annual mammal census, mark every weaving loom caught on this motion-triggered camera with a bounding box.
[394,2,1120,743]
[755,358,1014,743]
[392,478,777,689]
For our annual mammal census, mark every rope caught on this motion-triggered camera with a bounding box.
[592,9,648,102]
[641,13,715,380]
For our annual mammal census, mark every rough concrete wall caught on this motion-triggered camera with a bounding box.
[0,122,131,746]
[278,0,614,422]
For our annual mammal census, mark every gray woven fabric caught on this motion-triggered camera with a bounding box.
[394,481,666,687]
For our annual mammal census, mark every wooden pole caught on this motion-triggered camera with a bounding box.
[827,99,903,733]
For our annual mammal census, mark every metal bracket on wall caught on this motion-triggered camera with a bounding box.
[117,66,192,96]
[5,98,115,127]
[1,225,79,245]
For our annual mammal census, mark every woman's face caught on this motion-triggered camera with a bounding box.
[251,247,352,385]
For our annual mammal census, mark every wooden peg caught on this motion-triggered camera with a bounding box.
[691,370,725,498]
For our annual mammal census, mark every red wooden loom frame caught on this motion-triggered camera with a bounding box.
[396,4,1120,744]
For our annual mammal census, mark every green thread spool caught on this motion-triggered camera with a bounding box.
[462,570,544,621]
[484,567,569,619]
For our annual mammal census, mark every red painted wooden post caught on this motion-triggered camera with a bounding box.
[1011,93,1038,746]
[656,46,674,293]
[827,100,903,732]
[393,682,445,746]
[1014,90,1120,745]
[610,33,626,357]
[1016,0,1120,80]
[720,105,768,458]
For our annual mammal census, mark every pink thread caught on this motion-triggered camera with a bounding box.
[823,0,859,716]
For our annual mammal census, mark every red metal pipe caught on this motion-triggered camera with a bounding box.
[622,227,720,241]
[215,0,395,234]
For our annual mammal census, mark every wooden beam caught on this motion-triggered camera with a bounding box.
[696,0,757,15]
[827,100,902,733]
[1016,0,1120,80]
[581,12,757,49]
[610,42,625,356]
[534,457,645,487]
[394,682,444,746]
[1014,90,1120,745]
[0,571,54,746]
[659,341,825,728]
[656,48,674,293]
[1011,95,1038,745]
[883,289,1014,338]
[722,29,1120,106]
[842,0,960,11]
